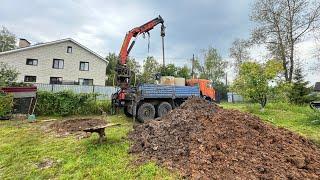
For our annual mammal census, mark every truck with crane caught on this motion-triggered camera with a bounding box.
[111,16,218,122]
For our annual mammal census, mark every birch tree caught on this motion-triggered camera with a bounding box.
[251,0,320,82]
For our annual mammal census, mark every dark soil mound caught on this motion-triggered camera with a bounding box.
[129,97,320,179]
[50,118,106,135]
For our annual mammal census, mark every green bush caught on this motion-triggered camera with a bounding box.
[35,91,112,116]
[96,100,112,114]
[288,67,312,105]
[269,82,292,103]
[0,93,13,117]
[213,81,228,101]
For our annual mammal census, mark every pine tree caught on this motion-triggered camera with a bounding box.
[288,67,311,104]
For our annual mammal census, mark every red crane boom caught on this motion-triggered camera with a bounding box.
[116,15,165,88]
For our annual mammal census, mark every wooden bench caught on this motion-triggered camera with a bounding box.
[83,123,121,144]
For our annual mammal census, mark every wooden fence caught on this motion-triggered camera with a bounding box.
[34,83,118,100]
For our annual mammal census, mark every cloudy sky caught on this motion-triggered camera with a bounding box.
[1,0,318,84]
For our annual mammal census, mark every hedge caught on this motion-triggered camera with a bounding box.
[35,91,111,116]
[0,93,13,117]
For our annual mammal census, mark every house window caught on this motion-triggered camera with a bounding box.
[50,77,63,84]
[79,78,93,86]
[52,59,64,69]
[67,46,72,53]
[26,58,38,66]
[79,61,89,71]
[24,76,36,82]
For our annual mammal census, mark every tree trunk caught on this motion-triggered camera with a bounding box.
[282,57,289,82]
[289,45,294,82]
[275,19,289,82]
[288,4,294,83]
[280,44,289,82]
[259,95,267,111]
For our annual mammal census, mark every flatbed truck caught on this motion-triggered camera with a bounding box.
[112,84,200,122]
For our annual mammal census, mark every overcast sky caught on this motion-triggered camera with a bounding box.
[1,0,318,84]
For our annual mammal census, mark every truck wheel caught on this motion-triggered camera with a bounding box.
[205,97,212,102]
[137,103,155,123]
[123,107,133,117]
[157,102,172,118]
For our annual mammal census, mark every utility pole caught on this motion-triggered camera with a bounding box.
[191,54,195,78]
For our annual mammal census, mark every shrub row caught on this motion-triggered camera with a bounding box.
[35,91,111,116]
[0,93,13,117]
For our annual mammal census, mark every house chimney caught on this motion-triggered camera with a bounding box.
[18,38,31,48]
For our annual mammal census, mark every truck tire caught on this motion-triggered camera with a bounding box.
[157,102,172,118]
[124,106,133,117]
[137,103,155,123]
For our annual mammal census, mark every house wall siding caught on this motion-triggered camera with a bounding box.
[0,41,107,86]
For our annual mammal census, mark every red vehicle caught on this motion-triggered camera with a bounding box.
[186,79,217,102]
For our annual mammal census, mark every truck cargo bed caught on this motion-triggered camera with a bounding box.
[139,84,200,99]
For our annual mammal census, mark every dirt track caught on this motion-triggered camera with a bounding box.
[129,97,320,179]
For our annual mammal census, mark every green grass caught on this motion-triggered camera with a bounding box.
[2,102,319,179]
[0,115,177,179]
[221,102,320,145]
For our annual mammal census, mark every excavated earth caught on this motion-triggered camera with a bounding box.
[49,118,106,137]
[129,97,320,179]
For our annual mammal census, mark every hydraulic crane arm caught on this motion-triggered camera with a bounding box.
[116,15,165,89]
[119,15,165,65]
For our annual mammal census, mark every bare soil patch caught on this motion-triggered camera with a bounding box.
[49,118,107,138]
[37,158,56,169]
[129,97,320,179]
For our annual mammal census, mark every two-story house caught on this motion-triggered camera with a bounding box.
[0,38,108,86]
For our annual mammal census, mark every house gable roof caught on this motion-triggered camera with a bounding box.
[0,38,108,63]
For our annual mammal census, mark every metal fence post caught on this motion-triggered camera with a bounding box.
[93,85,97,102]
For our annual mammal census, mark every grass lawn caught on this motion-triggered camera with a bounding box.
[0,115,177,179]
[1,102,319,179]
[221,102,320,145]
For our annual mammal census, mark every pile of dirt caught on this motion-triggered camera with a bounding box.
[50,118,106,136]
[129,97,320,179]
